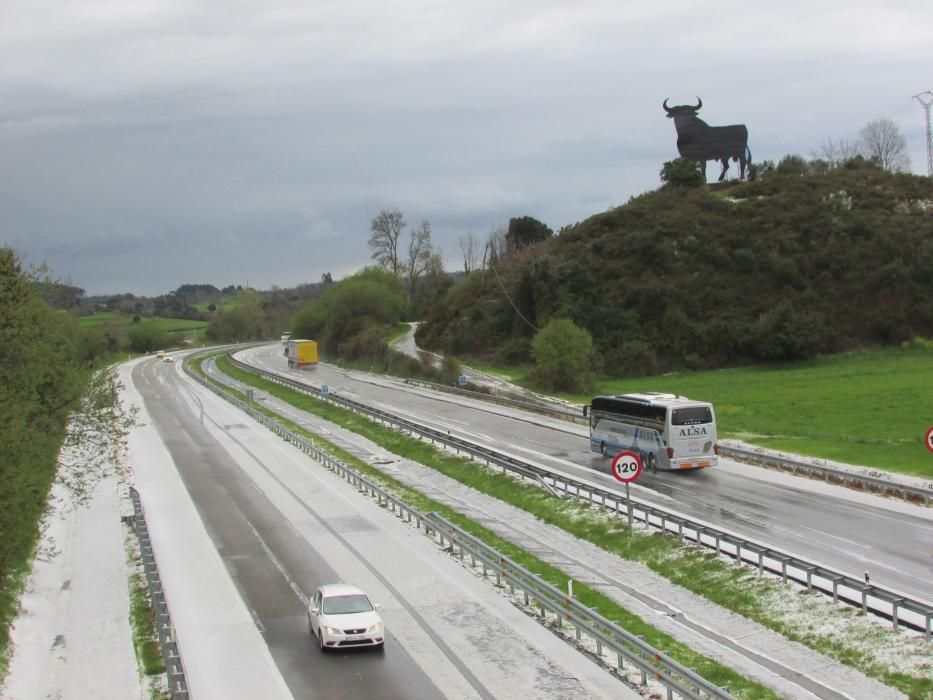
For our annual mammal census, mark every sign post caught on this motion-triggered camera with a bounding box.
[925,426,933,453]
[611,450,644,535]
[321,384,329,398]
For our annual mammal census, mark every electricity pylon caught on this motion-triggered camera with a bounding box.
[914,91,933,176]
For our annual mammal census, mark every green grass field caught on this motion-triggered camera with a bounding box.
[466,348,933,479]
[78,312,208,340]
[192,296,240,313]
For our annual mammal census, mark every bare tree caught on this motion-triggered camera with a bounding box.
[368,208,406,275]
[458,232,480,275]
[483,225,507,270]
[859,118,911,172]
[811,137,862,169]
[406,220,433,298]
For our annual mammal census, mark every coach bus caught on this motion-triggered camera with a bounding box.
[587,392,718,472]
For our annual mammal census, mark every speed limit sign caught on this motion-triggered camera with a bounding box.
[926,426,933,453]
[611,451,644,483]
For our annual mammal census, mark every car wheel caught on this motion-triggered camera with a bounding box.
[600,442,608,457]
[647,454,657,474]
[317,627,326,653]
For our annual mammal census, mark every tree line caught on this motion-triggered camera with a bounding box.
[0,247,137,661]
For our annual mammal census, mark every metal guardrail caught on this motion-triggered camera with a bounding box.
[718,444,932,505]
[403,377,587,424]
[182,354,733,698]
[426,513,733,699]
[223,352,933,637]
[405,378,933,506]
[128,487,191,700]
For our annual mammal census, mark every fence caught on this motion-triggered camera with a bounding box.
[128,487,190,700]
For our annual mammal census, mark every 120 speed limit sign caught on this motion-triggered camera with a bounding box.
[611,451,644,483]
[926,426,933,454]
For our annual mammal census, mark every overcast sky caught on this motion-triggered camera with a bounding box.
[2,1,931,296]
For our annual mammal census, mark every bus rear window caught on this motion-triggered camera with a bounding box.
[671,406,712,426]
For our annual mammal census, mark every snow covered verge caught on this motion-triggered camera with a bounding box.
[0,479,142,700]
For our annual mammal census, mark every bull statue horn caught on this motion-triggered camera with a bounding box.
[662,98,672,114]
[694,96,702,110]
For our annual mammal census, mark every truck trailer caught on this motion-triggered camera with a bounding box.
[286,339,319,369]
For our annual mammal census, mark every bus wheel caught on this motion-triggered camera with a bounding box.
[601,442,608,457]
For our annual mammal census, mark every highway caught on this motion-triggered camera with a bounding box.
[129,355,638,699]
[237,343,933,604]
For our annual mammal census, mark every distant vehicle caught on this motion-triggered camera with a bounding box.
[156,350,165,359]
[308,584,384,652]
[281,331,292,344]
[286,339,318,369]
[586,392,718,471]
[163,356,174,363]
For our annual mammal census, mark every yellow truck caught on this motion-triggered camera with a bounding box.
[286,339,319,369]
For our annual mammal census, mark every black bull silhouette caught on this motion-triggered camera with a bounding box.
[663,98,752,181]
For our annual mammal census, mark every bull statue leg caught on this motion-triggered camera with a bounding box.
[739,146,752,180]
[718,158,729,182]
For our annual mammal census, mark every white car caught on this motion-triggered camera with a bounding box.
[308,584,385,652]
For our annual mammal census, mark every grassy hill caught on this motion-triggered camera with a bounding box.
[78,311,208,344]
[417,164,933,376]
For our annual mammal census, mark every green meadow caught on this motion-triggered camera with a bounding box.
[78,311,208,341]
[471,347,933,479]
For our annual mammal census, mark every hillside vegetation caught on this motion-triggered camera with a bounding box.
[417,164,933,376]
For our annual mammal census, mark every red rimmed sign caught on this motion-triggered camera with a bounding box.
[611,450,643,484]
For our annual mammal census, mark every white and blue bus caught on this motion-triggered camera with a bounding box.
[587,392,718,471]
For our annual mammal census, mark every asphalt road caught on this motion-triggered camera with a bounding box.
[131,355,638,699]
[238,344,933,603]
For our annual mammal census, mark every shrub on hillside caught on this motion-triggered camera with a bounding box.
[529,318,594,392]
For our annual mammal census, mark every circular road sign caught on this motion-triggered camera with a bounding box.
[926,426,933,453]
[611,451,644,483]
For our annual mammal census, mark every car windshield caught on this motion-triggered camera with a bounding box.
[322,594,373,615]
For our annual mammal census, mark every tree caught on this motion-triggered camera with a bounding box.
[406,220,433,301]
[368,208,406,275]
[506,216,553,252]
[660,158,705,188]
[484,225,507,268]
[776,154,808,175]
[859,118,910,173]
[291,267,406,354]
[458,232,480,275]
[127,320,172,352]
[411,250,450,318]
[811,138,861,170]
[529,318,594,392]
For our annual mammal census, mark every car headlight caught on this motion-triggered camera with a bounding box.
[324,626,341,635]
[368,622,384,633]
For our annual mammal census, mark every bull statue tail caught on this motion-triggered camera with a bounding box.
[745,146,754,180]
